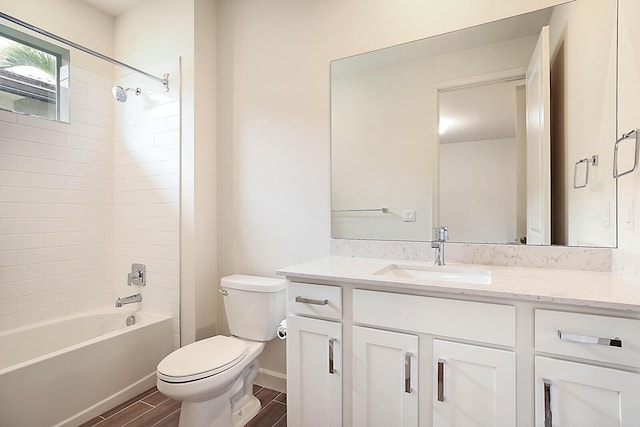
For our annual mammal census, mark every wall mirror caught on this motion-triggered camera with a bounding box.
[331,0,617,247]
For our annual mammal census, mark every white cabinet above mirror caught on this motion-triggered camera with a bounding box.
[331,0,617,247]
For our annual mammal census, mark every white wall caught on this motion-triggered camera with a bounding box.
[331,60,434,241]
[217,0,565,384]
[615,0,640,283]
[440,138,518,243]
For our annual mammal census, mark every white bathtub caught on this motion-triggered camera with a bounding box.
[0,308,173,427]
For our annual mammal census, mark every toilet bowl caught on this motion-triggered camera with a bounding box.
[156,275,286,427]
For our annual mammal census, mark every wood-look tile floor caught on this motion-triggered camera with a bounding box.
[79,385,286,427]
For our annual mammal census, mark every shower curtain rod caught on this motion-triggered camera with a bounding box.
[0,11,169,91]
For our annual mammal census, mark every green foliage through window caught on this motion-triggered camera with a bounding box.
[0,23,69,122]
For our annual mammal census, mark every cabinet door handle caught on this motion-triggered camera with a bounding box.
[557,330,623,348]
[295,296,328,306]
[543,379,552,427]
[328,337,337,374]
[437,359,445,402]
[404,352,412,393]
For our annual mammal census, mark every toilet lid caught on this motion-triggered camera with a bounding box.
[157,336,247,383]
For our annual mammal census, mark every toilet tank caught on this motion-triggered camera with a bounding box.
[221,274,286,341]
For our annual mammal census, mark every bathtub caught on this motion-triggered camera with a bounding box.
[0,308,173,427]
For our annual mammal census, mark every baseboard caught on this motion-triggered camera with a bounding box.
[255,368,287,394]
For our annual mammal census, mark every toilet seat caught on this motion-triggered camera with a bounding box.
[157,335,247,383]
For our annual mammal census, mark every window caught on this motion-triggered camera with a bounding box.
[0,23,69,122]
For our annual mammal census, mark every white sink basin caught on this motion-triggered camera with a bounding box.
[374,264,492,285]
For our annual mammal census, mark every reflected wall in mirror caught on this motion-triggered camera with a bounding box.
[331,0,617,247]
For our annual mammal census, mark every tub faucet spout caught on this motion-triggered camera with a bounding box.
[115,293,142,307]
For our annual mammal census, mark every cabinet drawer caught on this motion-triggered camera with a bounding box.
[353,289,515,347]
[287,282,342,320]
[535,310,640,368]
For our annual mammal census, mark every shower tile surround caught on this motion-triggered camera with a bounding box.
[0,62,180,345]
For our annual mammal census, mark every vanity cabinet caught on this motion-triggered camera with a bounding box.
[433,340,516,427]
[353,289,517,427]
[352,326,419,427]
[286,282,343,427]
[534,310,640,426]
[282,269,640,427]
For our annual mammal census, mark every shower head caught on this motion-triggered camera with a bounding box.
[112,86,141,102]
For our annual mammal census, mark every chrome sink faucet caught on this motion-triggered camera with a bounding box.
[115,293,142,307]
[432,226,448,266]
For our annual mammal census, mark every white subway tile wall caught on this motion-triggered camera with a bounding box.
[112,62,180,348]
[0,62,180,346]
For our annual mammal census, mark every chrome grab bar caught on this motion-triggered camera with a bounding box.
[557,330,622,347]
[295,296,328,306]
[613,129,638,178]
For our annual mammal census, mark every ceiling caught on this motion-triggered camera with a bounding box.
[80,0,147,17]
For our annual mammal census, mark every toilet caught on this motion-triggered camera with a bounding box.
[157,274,286,427]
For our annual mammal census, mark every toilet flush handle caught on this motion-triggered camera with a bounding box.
[219,288,228,296]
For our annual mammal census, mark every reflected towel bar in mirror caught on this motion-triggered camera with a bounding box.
[613,129,638,178]
[332,207,389,213]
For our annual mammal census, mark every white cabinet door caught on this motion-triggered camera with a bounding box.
[433,339,516,427]
[352,326,419,427]
[535,356,640,427]
[286,315,342,427]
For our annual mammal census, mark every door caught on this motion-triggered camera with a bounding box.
[286,315,342,427]
[535,356,640,426]
[433,339,516,427]
[352,326,419,427]
[526,25,551,245]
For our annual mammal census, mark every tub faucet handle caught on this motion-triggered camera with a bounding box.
[128,263,146,286]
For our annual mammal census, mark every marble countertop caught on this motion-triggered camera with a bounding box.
[277,256,640,311]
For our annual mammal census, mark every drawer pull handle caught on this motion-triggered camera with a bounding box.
[328,337,337,374]
[404,352,412,393]
[544,379,552,427]
[557,330,623,348]
[437,359,445,402]
[295,296,328,306]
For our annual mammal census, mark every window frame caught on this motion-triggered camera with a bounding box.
[0,22,70,123]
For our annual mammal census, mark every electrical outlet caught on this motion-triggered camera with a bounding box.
[402,209,416,222]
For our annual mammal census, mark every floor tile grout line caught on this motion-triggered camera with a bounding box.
[272,413,287,427]
[121,402,157,427]
[101,398,154,424]
[150,408,181,427]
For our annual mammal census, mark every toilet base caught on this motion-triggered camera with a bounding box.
[178,392,261,427]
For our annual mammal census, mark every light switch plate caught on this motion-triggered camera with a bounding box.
[402,209,416,222]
